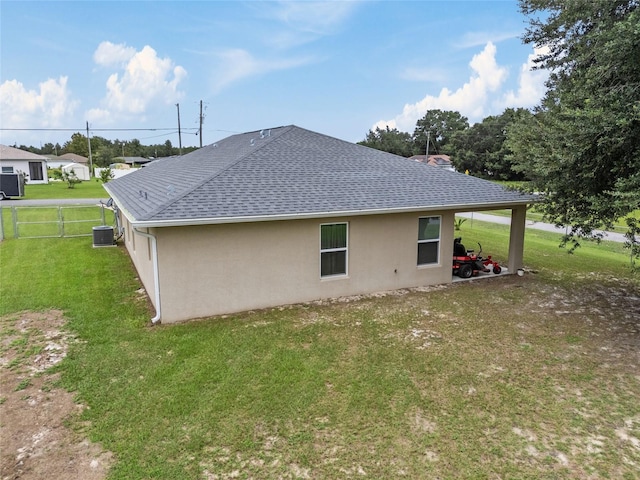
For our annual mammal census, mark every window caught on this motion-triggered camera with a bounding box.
[29,162,44,181]
[1,166,14,173]
[320,223,347,277]
[417,216,440,265]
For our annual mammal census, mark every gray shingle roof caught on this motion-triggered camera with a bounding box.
[0,145,48,161]
[105,125,535,225]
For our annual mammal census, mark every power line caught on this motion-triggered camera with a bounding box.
[0,127,198,132]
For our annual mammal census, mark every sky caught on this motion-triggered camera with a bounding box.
[0,0,549,150]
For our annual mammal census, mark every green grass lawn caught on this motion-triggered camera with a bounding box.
[22,180,109,199]
[1,222,638,479]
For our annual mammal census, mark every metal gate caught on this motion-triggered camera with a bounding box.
[0,205,114,240]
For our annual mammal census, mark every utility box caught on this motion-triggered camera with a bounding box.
[92,225,115,247]
[0,173,25,199]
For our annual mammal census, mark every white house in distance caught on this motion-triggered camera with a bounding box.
[45,152,90,169]
[105,126,535,324]
[0,145,49,184]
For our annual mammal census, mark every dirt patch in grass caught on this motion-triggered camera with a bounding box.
[0,310,112,480]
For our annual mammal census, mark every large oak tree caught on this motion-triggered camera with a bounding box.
[509,0,640,242]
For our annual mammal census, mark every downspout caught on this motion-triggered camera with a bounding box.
[133,227,161,324]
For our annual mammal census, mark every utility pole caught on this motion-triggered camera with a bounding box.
[425,130,430,159]
[199,100,203,148]
[176,103,183,156]
[86,121,93,177]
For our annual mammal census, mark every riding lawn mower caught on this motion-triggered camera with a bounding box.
[453,237,502,278]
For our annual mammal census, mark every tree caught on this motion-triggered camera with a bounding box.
[94,145,117,168]
[62,132,89,157]
[163,139,174,157]
[412,110,469,156]
[99,167,115,183]
[510,0,640,245]
[358,127,414,157]
[61,168,81,189]
[40,143,56,155]
[450,108,531,180]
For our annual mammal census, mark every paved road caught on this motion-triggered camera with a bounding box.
[0,198,107,206]
[458,212,628,243]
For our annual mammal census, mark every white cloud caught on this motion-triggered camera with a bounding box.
[270,1,358,35]
[88,43,187,123]
[373,42,508,132]
[498,46,550,109]
[211,48,314,93]
[0,76,78,128]
[455,31,520,49]
[93,41,137,67]
[260,1,360,49]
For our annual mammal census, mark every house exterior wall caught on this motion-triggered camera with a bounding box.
[120,214,157,310]
[0,160,48,184]
[152,211,456,323]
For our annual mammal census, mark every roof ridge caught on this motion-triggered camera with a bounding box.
[142,125,294,220]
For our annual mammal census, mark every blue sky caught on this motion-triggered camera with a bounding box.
[0,1,548,149]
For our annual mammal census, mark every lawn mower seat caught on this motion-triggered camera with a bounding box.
[453,237,467,256]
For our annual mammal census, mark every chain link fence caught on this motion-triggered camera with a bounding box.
[0,205,114,240]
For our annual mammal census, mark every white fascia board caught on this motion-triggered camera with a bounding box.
[120,200,536,229]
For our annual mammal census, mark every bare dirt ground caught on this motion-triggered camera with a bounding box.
[0,310,112,480]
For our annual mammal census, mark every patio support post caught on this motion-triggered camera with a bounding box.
[508,206,527,273]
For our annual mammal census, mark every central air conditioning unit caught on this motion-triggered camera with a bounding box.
[92,225,115,247]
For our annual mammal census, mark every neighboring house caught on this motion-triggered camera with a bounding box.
[105,126,535,324]
[45,153,90,170]
[44,155,67,169]
[0,145,49,184]
[119,156,152,167]
[59,152,89,165]
[62,162,90,181]
[410,154,455,172]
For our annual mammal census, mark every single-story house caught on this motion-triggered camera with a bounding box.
[44,155,68,169]
[0,144,49,184]
[46,153,91,170]
[105,125,536,324]
[119,156,152,167]
[62,162,90,181]
[410,154,455,172]
[59,152,89,165]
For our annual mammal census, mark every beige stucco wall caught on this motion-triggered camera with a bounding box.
[150,211,456,323]
[121,213,157,310]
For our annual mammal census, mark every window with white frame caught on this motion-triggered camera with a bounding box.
[1,166,14,173]
[320,223,348,277]
[417,216,440,265]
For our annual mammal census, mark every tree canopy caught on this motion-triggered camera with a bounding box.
[509,0,640,241]
[359,109,525,181]
[450,108,530,179]
[412,109,469,156]
[357,126,413,157]
[17,134,197,168]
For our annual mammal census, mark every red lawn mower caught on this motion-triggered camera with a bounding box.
[453,237,502,278]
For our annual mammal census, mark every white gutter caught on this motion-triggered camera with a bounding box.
[133,227,161,325]
[118,200,538,229]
